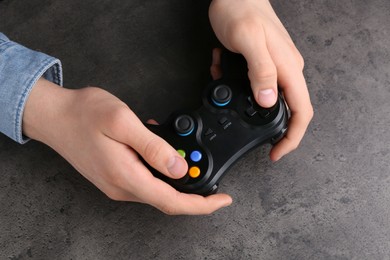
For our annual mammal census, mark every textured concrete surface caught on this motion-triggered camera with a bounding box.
[1,0,390,259]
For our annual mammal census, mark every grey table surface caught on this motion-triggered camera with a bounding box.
[1,0,390,259]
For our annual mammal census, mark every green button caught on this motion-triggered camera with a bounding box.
[177,149,186,158]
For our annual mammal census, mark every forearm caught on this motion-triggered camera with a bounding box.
[209,0,285,53]
[0,32,62,143]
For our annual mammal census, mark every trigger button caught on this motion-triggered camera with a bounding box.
[258,109,270,118]
[247,96,254,105]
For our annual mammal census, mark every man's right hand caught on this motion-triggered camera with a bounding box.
[209,0,314,161]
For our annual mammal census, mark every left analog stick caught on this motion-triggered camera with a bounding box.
[174,115,195,136]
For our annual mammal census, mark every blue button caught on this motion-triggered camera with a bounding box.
[190,151,202,162]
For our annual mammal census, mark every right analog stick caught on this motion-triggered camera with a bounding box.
[211,84,232,107]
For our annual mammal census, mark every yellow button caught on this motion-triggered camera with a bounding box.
[188,166,201,178]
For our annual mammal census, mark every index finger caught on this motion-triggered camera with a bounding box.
[270,67,313,161]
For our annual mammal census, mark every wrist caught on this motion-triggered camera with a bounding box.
[22,77,74,145]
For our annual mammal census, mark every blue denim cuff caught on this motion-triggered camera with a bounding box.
[0,32,63,144]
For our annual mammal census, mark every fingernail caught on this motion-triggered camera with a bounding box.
[270,151,283,162]
[168,156,186,178]
[223,197,233,207]
[257,89,276,108]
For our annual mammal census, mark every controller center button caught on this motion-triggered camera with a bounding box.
[211,84,232,107]
[174,115,195,136]
[218,117,228,125]
[188,166,201,178]
[218,117,232,130]
[190,150,202,162]
[177,149,186,158]
[204,128,217,141]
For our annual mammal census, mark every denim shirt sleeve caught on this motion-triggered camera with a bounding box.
[0,32,63,144]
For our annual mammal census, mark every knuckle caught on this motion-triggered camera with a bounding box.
[106,105,131,134]
[307,105,314,121]
[210,65,222,79]
[248,65,277,84]
[288,44,305,70]
[283,133,301,152]
[293,51,305,71]
[283,41,305,71]
[158,192,183,215]
[285,138,300,152]
[290,141,300,151]
[300,103,314,124]
[143,137,165,166]
[160,204,179,215]
[297,53,305,70]
[105,190,125,201]
[228,17,260,48]
[109,173,126,190]
[202,207,215,215]
[229,17,258,38]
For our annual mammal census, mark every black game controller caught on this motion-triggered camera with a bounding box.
[144,51,289,195]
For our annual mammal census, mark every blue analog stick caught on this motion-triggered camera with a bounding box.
[174,115,195,136]
[211,84,232,107]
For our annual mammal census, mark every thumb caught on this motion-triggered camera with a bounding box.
[135,130,188,179]
[239,29,278,108]
[104,109,188,179]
